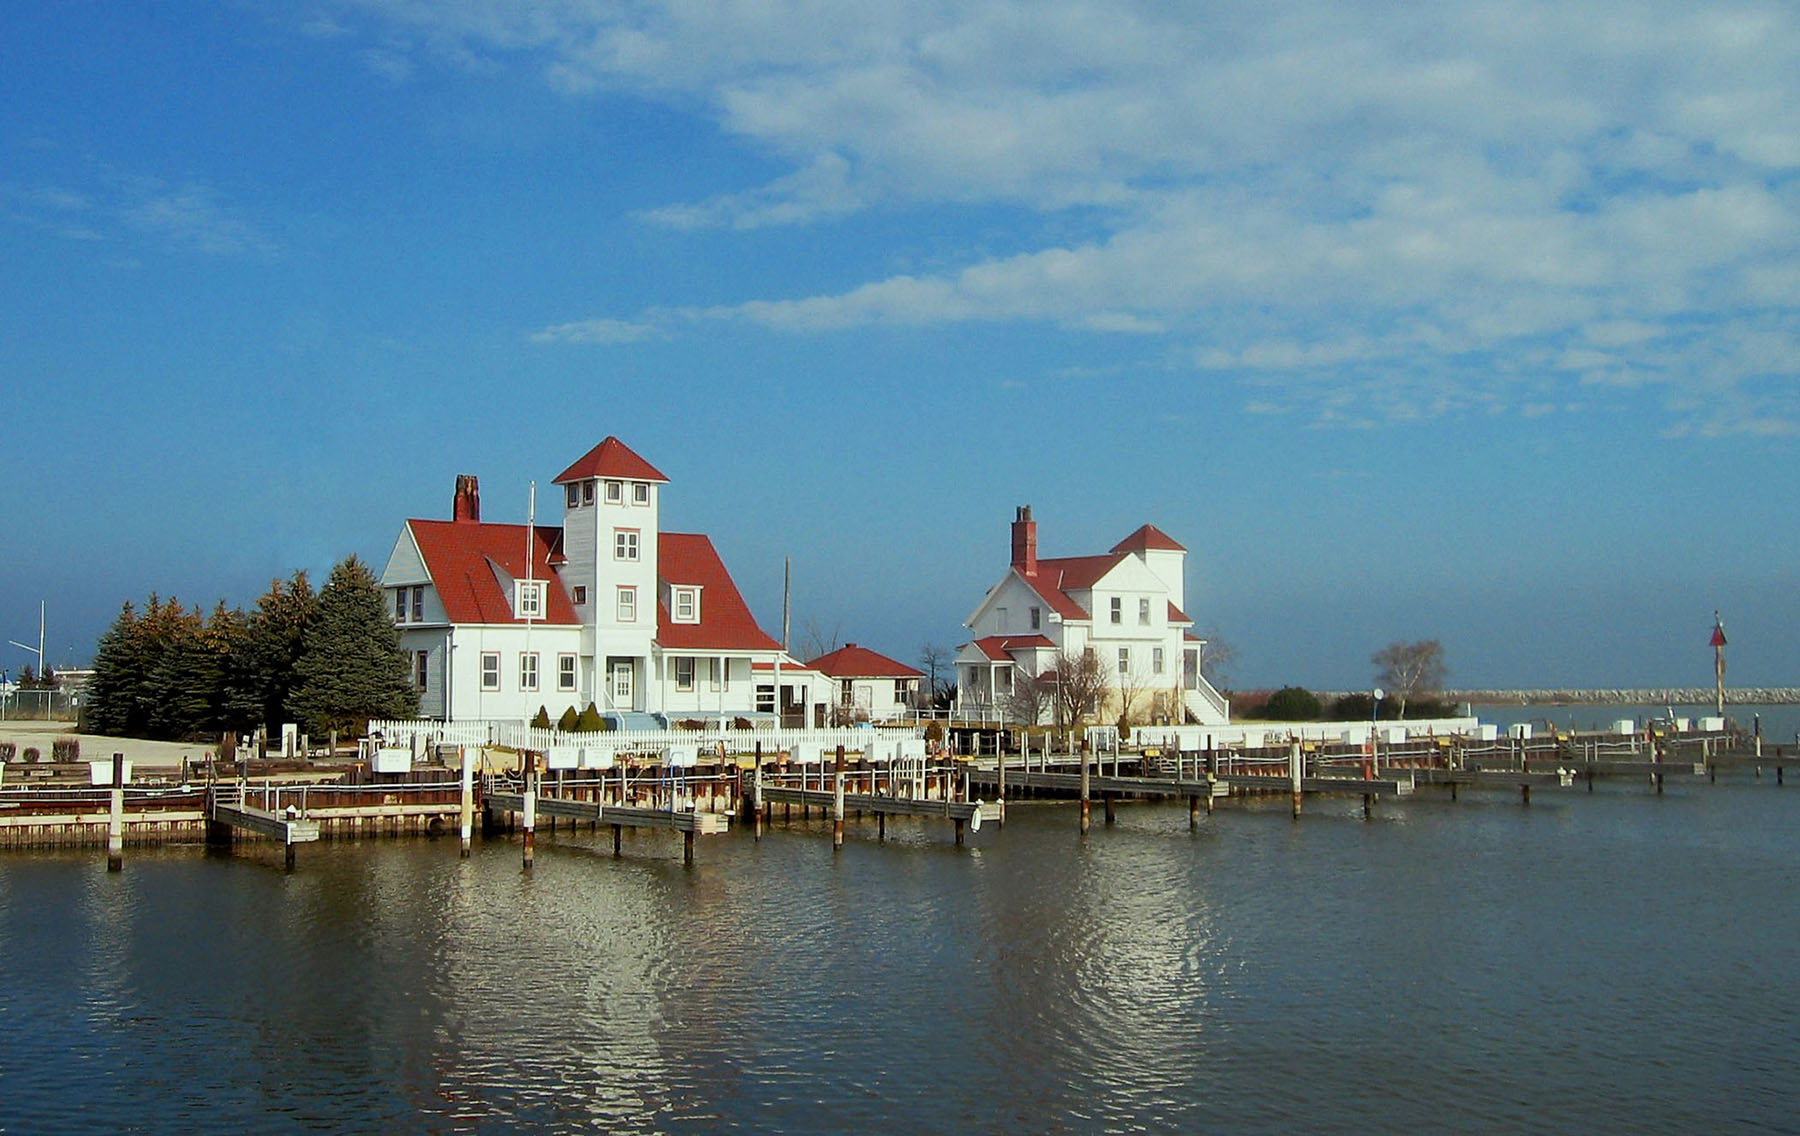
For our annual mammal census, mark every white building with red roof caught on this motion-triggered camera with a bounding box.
[379,438,798,726]
[805,643,925,724]
[955,507,1230,726]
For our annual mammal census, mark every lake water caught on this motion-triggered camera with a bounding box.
[3,766,1798,1133]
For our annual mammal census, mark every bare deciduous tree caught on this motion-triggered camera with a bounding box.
[797,616,843,663]
[918,642,951,706]
[1371,639,1447,719]
[1196,626,1237,689]
[1003,667,1050,726]
[1045,648,1110,733]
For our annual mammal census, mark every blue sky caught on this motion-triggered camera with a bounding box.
[2,1,1796,691]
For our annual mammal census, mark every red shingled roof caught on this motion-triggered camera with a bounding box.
[1112,524,1186,553]
[1168,601,1191,624]
[553,436,669,486]
[969,634,1056,660]
[655,533,783,652]
[1021,554,1124,621]
[407,519,579,625]
[807,644,924,679]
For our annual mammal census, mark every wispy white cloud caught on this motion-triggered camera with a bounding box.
[331,0,1800,434]
[5,168,275,257]
[529,316,662,344]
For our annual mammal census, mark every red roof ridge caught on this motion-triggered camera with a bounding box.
[1111,523,1186,554]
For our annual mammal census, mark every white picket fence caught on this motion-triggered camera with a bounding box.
[367,718,923,763]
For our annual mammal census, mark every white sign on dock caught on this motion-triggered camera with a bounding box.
[87,760,132,785]
[372,747,412,774]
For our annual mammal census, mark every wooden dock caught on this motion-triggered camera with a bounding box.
[756,784,995,844]
[207,784,321,869]
[485,787,730,865]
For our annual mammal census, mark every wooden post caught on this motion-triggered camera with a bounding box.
[612,824,622,856]
[996,745,1006,823]
[1079,741,1091,833]
[1362,792,1373,819]
[522,769,537,869]
[106,752,125,872]
[753,743,765,840]
[954,816,965,846]
[1289,740,1302,818]
[878,812,886,841]
[1521,782,1531,806]
[1188,794,1199,829]
[833,745,846,850]
[1104,794,1116,825]
[683,828,695,866]
[459,746,474,858]
[284,834,297,871]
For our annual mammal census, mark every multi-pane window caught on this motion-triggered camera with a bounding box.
[558,654,577,692]
[756,685,775,713]
[632,482,650,505]
[1152,647,1165,675]
[572,586,587,605]
[515,580,545,620]
[582,480,594,505]
[1110,597,1122,625]
[673,587,698,622]
[1139,597,1151,625]
[617,586,637,622]
[520,652,539,692]
[675,657,695,692]
[566,483,580,509]
[481,652,500,691]
[614,529,639,561]
[1030,606,1041,630]
[895,679,911,707]
[1117,647,1130,674]
[395,589,407,620]
[412,586,424,621]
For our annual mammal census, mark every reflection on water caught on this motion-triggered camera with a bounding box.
[2,778,1798,1133]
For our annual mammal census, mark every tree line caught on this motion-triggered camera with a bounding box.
[85,556,418,741]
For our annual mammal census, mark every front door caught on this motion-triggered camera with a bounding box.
[609,659,634,710]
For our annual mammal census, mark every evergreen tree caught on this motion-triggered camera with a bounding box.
[85,601,143,736]
[205,601,261,734]
[140,599,209,739]
[289,556,418,737]
[247,571,317,730]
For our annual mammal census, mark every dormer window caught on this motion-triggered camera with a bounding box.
[515,580,546,620]
[632,482,650,505]
[605,480,623,503]
[565,483,580,509]
[582,480,595,505]
[673,586,700,623]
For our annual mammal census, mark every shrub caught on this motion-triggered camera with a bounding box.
[576,703,607,732]
[23,747,42,763]
[924,720,944,745]
[676,718,706,730]
[1261,686,1322,721]
[556,706,580,733]
[0,742,14,762]
[732,716,754,730]
[530,706,552,730]
[52,738,80,762]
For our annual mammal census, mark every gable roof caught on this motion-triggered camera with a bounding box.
[1020,554,1125,621]
[655,532,783,652]
[968,634,1056,661]
[1111,524,1187,554]
[407,519,579,625]
[553,436,669,485]
[807,644,924,679]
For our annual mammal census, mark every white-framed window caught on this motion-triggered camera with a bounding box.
[572,585,587,605]
[481,652,500,691]
[414,650,429,690]
[632,481,650,505]
[520,652,539,692]
[614,529,639,561]
[1030,606,1041,630]
[412,586,423,621]
[756,684,775,713]
[1152,647,1165,675]
[394,589,406,621]
[515,579,546,620]
[1110,597,1122,625]
[1139,597,1151,625]
[709,658,726,691]
[565,483,580,509]
[617,586,637,622]
[673,587,699,623]
[895,679,911,707]
[1117,647,1130,674]
[582,480,594,505]
[558,653,577,692]
[604,480,623,503]
[675,657,695,692]
[998,668,1013,692]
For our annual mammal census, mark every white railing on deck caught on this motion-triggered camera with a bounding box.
[367,719,923,759]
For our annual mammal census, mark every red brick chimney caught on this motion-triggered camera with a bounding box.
[1010,505,1037,576]
[452,474,480,523]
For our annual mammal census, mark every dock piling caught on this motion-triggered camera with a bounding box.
[458,747,473,858]
[522,769,536,869]
[106,752,125,872]
[1079,744,1092,833]
[1289,741,1302,818]
[833,745,846,850]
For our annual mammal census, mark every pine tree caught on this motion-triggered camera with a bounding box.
[247,571,317,731]
[289,555,418,737]
[140,599,209,739]
[85,601,143,736]
[205,601,261,735]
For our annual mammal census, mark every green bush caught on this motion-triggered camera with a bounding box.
[530,706,551,730]
[1261,686,1322,721]
[576,703,607,732]
[556,706,580,733]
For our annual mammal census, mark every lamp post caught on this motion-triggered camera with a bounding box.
[1371,687,1385,776]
